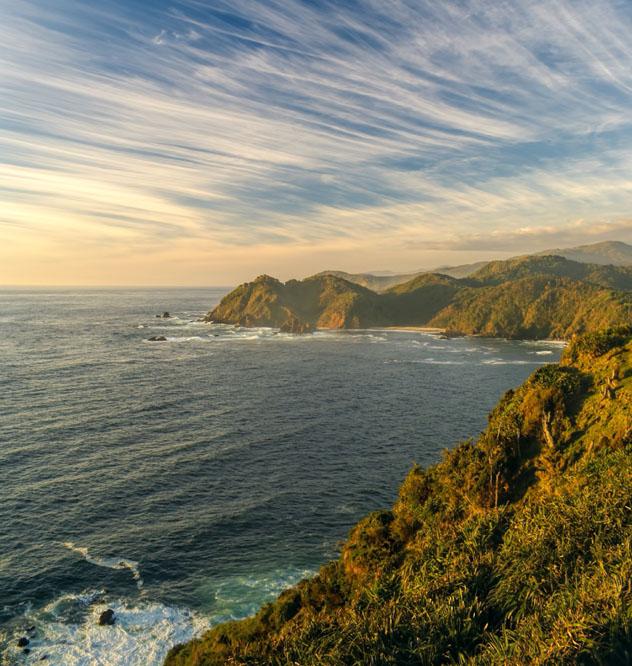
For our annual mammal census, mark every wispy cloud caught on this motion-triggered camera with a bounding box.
[420,219,632,252]
[1,0,632,283]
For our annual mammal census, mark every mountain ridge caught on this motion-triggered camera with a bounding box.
[316,241,632,293]
[207,254,632,340]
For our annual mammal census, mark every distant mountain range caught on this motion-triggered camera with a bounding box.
[207,247,632,340]
[316,241,632,292]
[532,240,632,265]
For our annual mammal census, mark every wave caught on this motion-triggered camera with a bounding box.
[63,542,143,590]
[2,566,313,664]
[385,359,468,365]
[386,356,553,366]
[2,594,207,666]
[481,359,549,366]
[522,339,568,348]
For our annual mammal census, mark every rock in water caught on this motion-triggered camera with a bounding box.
[148,336,167,342]
[17,637,29,647]
[162,311,171,318]
[98,609,116,626]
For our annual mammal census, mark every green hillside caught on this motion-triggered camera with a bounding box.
[165,327,632,665]
[429,276,632,339]
[470,255,632,291]
[207,273,389,330]
[208,256,632,340]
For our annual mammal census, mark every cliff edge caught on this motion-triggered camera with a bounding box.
[166,327,632,665]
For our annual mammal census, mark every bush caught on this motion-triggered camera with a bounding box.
[566,326,632,361]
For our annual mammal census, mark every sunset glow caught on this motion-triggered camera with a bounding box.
[2,1,632,284]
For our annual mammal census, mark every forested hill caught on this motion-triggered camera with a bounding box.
[206,256,632,340]
[469,254,632,290]
[166,328,632,664]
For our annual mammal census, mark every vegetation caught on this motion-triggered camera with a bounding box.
[312,270,422,293]
[208,256,632,339]
[165,330,632,665]
[469,255,632,291]
[532,240,632,266]
[207,273,390,330]
[429,275,632,339]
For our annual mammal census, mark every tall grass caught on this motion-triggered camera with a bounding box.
[166,331,632,665]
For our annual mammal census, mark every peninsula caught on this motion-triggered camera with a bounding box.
[207,254,632,340]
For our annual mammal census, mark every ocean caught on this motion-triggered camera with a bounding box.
[0,287,563,664]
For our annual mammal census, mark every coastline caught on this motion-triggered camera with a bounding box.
[372,326,446,334]
[370,327,569,345]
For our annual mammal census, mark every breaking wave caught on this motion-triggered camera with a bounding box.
[2,593,207,666]
[63,543,143,590]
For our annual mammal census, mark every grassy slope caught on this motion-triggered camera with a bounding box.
[207,257,632,339]
[166,328,632,666]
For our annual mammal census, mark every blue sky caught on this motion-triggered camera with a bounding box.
[1,0,632,284]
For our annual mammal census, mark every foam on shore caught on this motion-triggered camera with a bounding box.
[2,594,207,665]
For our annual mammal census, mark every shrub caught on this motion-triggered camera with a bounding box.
[566,326,632,361]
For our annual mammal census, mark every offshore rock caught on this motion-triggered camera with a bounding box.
[98,609,116,626]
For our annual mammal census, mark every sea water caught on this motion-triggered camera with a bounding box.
[0,287,563,664]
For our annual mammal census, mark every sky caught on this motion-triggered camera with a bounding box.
[1,0,632,286]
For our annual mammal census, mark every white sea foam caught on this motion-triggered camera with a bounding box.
[534,350,554,355]
[63,543,143,590]
[385,359,467,365]
[140,326,406,345]
[5,595,208,666]
[176,320,209,329]
[522,339,568,348]
[3,565,315,664]
[482,359,549,366]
